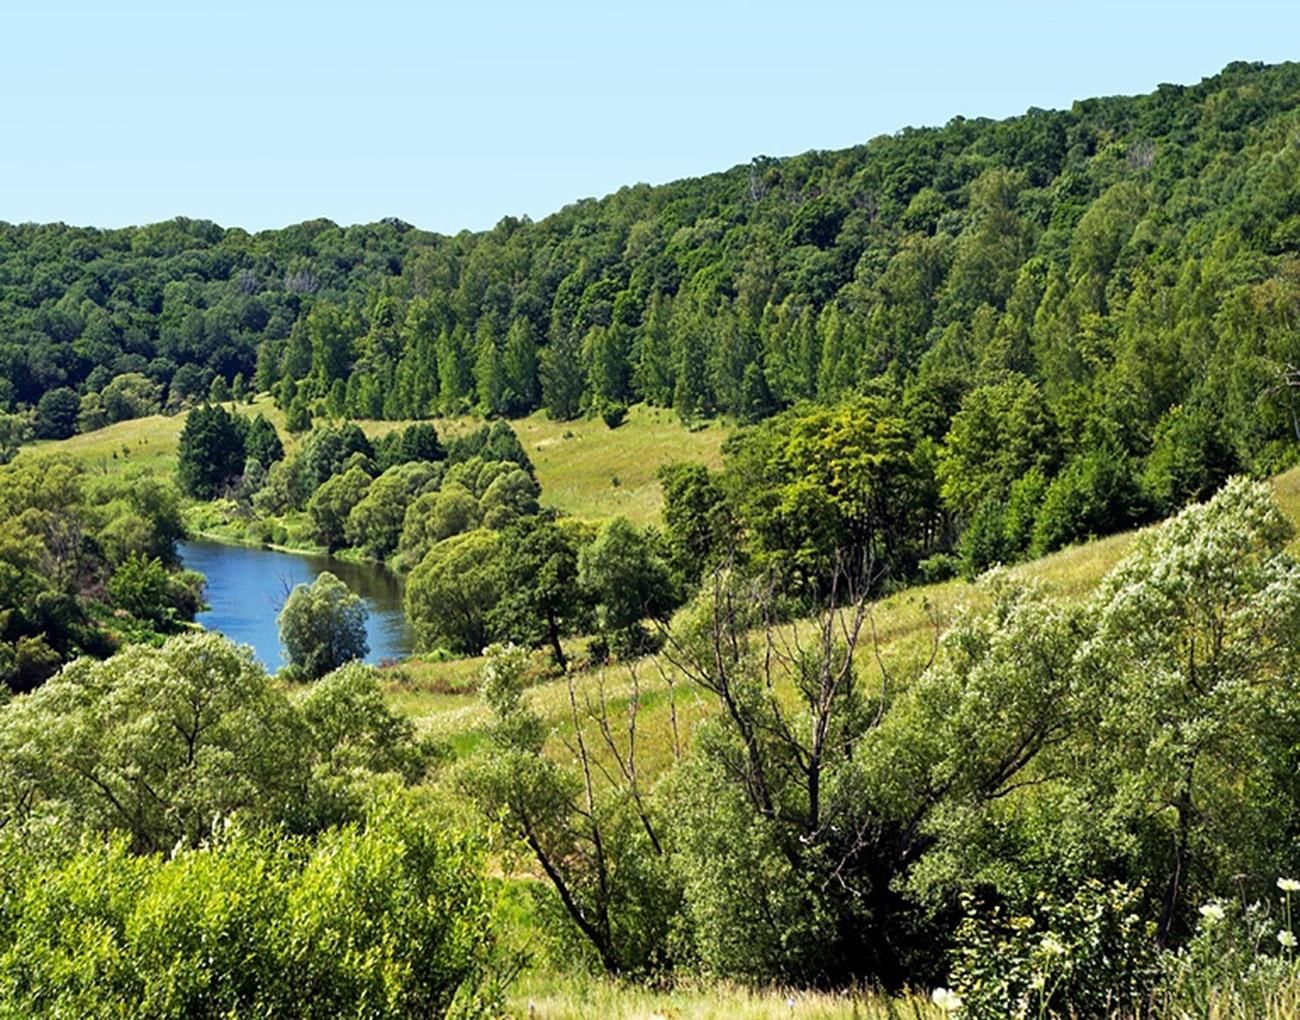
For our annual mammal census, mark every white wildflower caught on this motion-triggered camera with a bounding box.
[1040,934,1067,957]
[1278,929,1297,949]
[1278,878,1300,893]
[1199,902,1226,924]
[931,986,964,1012]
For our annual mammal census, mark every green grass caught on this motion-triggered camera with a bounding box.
[23,398,729,528]
[505,973,943,1018]
[24,411,187,477]
[512,405,728,526]
[392,463,1300,792]
[352,402,728,525]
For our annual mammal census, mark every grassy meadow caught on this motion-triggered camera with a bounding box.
[22,397,729,529]
[506,973,944,1018]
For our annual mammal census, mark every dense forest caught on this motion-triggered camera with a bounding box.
[4,61,1299,453]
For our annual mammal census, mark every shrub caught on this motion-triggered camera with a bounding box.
[947,881,1158,1019]
[1031,449,1147,555]
[106,553,171,625]
[1156,885,1299,1016]
[0,803,500,1018]
[959,498,1010,579]
[600,401,628,429]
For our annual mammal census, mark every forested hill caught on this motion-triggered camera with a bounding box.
[5,60,1300,473]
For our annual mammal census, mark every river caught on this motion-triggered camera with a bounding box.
[178,538,413,672]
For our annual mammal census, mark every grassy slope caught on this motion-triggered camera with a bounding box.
[352,401,729,525]
[30,414,1300,1018]
[398,462,1300,751]
[23,398,729,529]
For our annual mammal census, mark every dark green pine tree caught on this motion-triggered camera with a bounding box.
[502,317,540,415]
[584,324,631,405]
[540,329,586,421]
[634,291,674,407]
[672,312,713,422]
[325,378,347,418]
[177,404,246,499]
[437,326,473,413]
[474,320,507,417]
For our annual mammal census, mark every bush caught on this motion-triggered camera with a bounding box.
[106,553,171,625]
[1156,887,1299,1016]
[947,881,1158,1019]
[959,498,1010,579]
[34,387,80,439]
[0,803,500,1018]
[600,401,628,429]
[917,552,960,584]
[1031,449,1147,556]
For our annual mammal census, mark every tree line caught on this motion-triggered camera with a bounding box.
[3,62,1299,491]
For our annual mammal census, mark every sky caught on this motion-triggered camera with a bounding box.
[2,0,1297,234]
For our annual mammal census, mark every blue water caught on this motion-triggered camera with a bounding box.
[179,539,413,672]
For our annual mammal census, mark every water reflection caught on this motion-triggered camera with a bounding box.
[179,538,413,672]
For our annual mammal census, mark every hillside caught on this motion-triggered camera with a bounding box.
[7,58,1300,1016]
[26,397,728,528]
[398,460,1300,761]
[4,61,1300,458]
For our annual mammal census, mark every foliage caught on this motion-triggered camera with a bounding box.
[100,371,162,423]
[105,553,173,625]
[405,530,505,655]
[0,457,195,688]
[0,802,499,1018]
[0,633,435,853]
[458,645,680,976]
[307,464,372,550]
[938,376,1059,520]
[297,420,374,491]
[34,387,79,439]
[577,517,676,654]
[0,413,32,465]
[1029,448,1147,555]
[661,569,908,983]
[947,882,1158,1019]
[658,461,733,586]
[176,402,245,498]
[243,412,284,467]
[0,633,306,851]
[278,571,369,680]
[488,516,593,670]
[346,460,439,559]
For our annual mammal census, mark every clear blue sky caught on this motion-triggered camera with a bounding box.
[2,0,1296,234]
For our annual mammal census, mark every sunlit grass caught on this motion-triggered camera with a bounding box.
[24,397,729,528]
[506,972,943,1019]
[395,466,1300,792]
[354,403,728,525]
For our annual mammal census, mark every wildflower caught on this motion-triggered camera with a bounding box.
[1278,878,1300,893]
[1278,929,1297,949]
[1040,934,1067,957]
[932,987,964,1012]
[1199,903,1226,924]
